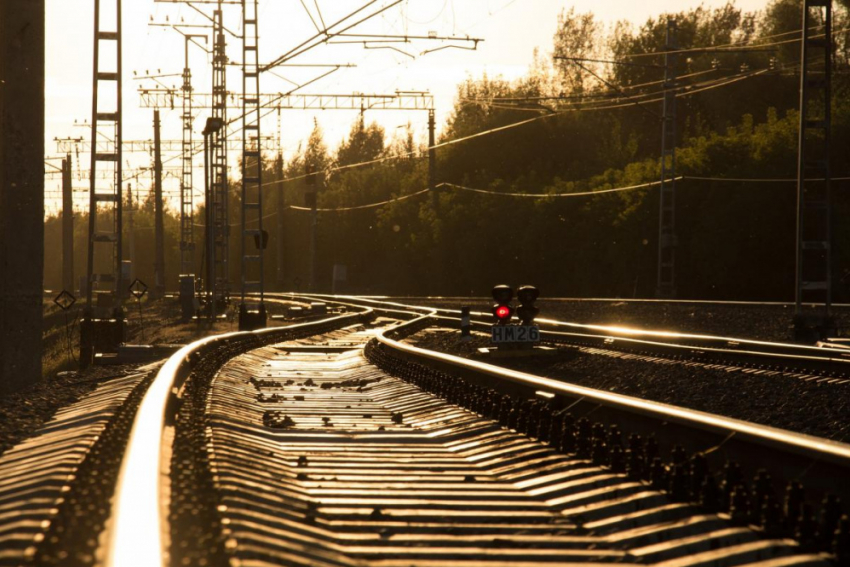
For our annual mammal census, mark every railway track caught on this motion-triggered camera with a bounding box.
[0,296,847,566]
[291,294,850,382]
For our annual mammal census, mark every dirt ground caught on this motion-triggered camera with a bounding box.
[0,295,300,459]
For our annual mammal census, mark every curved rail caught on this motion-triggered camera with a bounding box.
[105,308,371,567]
[290,293,850,371]
[374,313,850,505]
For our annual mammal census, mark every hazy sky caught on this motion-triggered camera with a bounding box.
[44,0,773,213]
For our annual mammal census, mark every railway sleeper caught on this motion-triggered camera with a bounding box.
[172,322,842,567]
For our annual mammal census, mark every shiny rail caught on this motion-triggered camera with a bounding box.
[279,293,850,373]
[104,309,370,567]
[373,312,850,508]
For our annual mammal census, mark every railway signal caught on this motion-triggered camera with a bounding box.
[516,285,539,325]
[490,284,541,349]
[491,285,513,325]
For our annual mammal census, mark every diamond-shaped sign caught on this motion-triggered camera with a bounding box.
[129,278,148,299]
[54,290,76,311]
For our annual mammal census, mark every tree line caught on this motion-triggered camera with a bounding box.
[44,0,850,301]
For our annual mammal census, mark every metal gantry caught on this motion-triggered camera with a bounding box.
[795,0,833,336]
[86,0,123,309]
[139,90,435,112]
[55,137,274,154]
[656,18,678,299]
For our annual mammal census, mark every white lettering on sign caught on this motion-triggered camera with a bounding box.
[491,325,540,343]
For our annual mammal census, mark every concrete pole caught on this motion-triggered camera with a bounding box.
[428,109,437,209]
[309,200,317,292]
[276,153,284,290]
[153,109,165,298]
[0,1,45,393]
[127,183,135,281]
[62,156,74,291]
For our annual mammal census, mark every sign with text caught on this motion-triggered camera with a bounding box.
[491,325,540,344]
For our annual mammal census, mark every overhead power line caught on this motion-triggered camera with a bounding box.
[266,65,771,189]
[624,25,847,59]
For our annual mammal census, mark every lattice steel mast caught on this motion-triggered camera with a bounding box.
[81,0,124,367]
[239,0,266,329]
[794,0,834,339]
[85,0,123,307]
[656,18,678,299]
[210,2,230,311]
[180,36,198,276]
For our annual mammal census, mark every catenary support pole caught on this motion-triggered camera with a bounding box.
[276,153,285,289]
[309,198,317,292]
[127,183,135,281]
[428,109,437,209]
[794,0,833,340]
[62,156,74,292]
[656,18,678,299]
[153,109,165,298]
[0,1,45,393]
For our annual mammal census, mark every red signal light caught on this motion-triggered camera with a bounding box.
[491,285,514,324]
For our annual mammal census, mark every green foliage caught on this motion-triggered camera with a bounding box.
[44,2,850,301]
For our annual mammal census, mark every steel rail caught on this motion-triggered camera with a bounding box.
[294,293,850,366]
[430,314,850,373]
[373,313,850,505]
[104,308,371,567]
[362,294,850,308]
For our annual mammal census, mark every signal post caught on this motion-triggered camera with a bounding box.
[480,285,548,357]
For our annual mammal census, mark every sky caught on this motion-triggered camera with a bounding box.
[44,0,772,214]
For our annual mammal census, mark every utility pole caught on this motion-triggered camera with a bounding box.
[62,156,75,292]
[309,204,318,292]
[306,166,318,292]
[0,0,44,393]
[428,109,437,208]
[202,117,224,320]
[794,0,833,340]
[153,109,165,298]
[656,18,678,299]
[276,152,285,290]
[127,183,135,281]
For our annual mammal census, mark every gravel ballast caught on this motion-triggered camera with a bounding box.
[398,297,850,343]
[408,328,850,444]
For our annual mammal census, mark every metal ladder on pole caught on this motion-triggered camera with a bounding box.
[239,0,266,329]
[210,4,230,313]
[656,18,678,299]
[81,0,124,367]
[86,0,123,311]
[795,0,833,339]
[180,38,195,276]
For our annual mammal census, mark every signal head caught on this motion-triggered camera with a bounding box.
[492,303,513,323]
[516,285,539,305]
[491,284,513,303]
